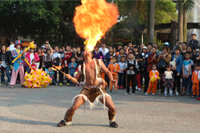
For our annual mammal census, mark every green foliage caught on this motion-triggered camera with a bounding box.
[155,0,177,24]
[0,0,81,46]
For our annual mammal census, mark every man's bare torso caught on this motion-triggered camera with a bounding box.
[84,60,100,86]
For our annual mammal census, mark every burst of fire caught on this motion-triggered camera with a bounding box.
[73,0,119,51]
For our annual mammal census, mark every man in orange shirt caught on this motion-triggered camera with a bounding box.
[192,64,200,98]
[108,56,120,94]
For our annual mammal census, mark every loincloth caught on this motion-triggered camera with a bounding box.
[72,85,111,110]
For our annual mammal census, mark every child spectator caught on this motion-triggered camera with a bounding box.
[135,56,145,91]
[163,64,174,97]
[125,52,138,96]
[180,52,193,96]
[30,59,37,71]
[145,64,159,96]
[46,67,57,85]
[171,47,183,95]
[191,63,200,98]
[68,57,77,86]
[118,56,126,89]
[108,56,120,94]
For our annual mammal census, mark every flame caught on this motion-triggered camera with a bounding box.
[73,0,119,51]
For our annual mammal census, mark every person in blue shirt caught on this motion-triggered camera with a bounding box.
[172,47,183,95]
[68,57,77,86]
[10,40,25,88]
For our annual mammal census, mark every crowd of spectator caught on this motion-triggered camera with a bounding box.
[1,34,200,100]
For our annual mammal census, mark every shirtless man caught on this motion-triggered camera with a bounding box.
[57,50,118,128]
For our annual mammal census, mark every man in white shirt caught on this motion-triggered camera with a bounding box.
[99,42,109,57]
[9,40,16,51]
[52,46,62,85]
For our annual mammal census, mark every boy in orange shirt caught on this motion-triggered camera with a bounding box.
[145,64,159,95]
[108,56,120,94]
[192,64,200,98]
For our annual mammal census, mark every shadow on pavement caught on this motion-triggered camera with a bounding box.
[0,116,56,127]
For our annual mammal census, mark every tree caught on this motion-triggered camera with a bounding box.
[183,0,195,42]
[178,0,184,42]
[149,0,155,44]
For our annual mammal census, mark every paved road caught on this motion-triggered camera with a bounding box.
[0,85,200,133]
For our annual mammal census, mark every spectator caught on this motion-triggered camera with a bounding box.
[43,49,52,69]
[145,45,157,93]
[108,56,120,94]
[37,48,44,69]
[52,46,62,85]
[105,46,116,67]
[153,43,160,54]
[0,45,11,85]
[117,48,125,62]
[92,45,104,60]
[124,45,128,55]
[128,43,132,49]
[145,64,159,96]
[189,34,199,50]
[180,52,193,96]
[30,59,37,71]
[99,42,109,57]
[172,47,183,95]
[125,52,138,96]
[140,44,145,52]
[62,45,72,85]
[181,42,187,60]
[157,46,171,94]
[118,56,126,89]
[191,63,200,98]
[75,46,83,67]
[62,46,66,52]
[141,46,148,87]
[162,64,174,97]
[25,48,40,70]
[68,57,77,86]
[9,40,16,51]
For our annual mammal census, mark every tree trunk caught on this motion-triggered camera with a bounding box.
[183,9,187,42]
[147,1,150,44]
[149,0,155,44]
[178,1,183,42]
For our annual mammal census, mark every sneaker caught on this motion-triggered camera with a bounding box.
[113,91,117,94]
[76,85,78,87]
[67,83,70,86]
[138,88,141,91]
[10,85,14,88]
[117,86,119,89]
[196,96,199,99]
[125,92,128,95]
[164,94,167,97]
[0,83,2,86]
[159,92,161,95]
[145,93,148,95]
[131,93,135,96]
[192,95,195,98]
[1,82,5,85]
[197,97,200,100]
[7,82,10,86]
[169,94,173,97]
[120,85,123,89]
[110,121,118,128]
[152,93,155,96]
[135,86,138,90]
[59,83,63,86]
[176,92,179,96]
[57,120,72,127]
[110,90,112,93]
